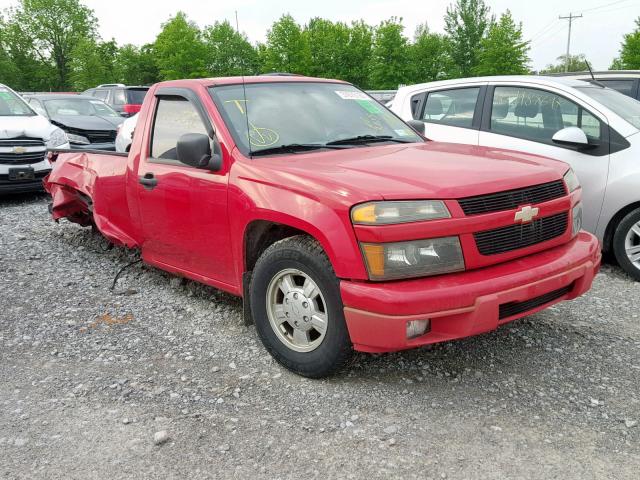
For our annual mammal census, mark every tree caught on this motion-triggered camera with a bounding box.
[617,17,640,69]
[153,12,208,80]
[474,11,529,76]
[369,18,410,89]
[305,18,351,79]
[409,24,453,83]
[69,38,118,90]
[261,14,310,74]
[116,44,160,85]
[540,54,588,74]
[9,0,98,89]
[203,20,258,76]
[344,21,373,88]
[444,0,492,77]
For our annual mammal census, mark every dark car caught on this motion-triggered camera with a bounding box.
[82,84,149,117]
[24,94,124,151]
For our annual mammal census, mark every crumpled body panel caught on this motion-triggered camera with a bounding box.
[44,151,138,248]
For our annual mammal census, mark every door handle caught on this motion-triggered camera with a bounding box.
[139,172,158,190]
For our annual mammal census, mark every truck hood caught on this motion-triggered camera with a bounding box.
[0,114,58,140]
[244,142,570,204]
[51,114,123,131]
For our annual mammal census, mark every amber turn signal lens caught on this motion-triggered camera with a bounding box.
[361,243,385,278]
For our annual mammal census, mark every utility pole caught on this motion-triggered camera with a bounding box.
[559,13,582,72]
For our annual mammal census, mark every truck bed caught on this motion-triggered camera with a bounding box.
[44,149,139,248]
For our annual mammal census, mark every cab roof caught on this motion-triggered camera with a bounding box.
[153,75,351,89]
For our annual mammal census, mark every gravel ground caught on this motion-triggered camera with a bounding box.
[1,193,639,480]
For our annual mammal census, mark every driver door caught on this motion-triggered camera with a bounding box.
[136,88,234,286]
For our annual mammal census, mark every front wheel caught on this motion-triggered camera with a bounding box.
[612,208,640,281]
[249,236,353,378]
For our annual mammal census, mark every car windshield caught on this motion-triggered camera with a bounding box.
[43,98,120,117]
[209,82,422,155]
[576,86,640,130]
[0,87,35,116]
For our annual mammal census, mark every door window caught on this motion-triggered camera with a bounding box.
[490,86,602,143]
[151,97,208,161]
[421,88,480,128]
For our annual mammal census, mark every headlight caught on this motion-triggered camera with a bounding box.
[46,128,68,148]
[360,237,465,280]
[572,203,583,236]
[564,168,580,193]
[67,133,90,145]
[351,201,450,225]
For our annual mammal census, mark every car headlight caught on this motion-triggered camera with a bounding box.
[46,128,68,148]
[351,200,450,225]
[67,133,90,145]
[360,237,465,280]
[564,168,580,193]
[572,203,583,236]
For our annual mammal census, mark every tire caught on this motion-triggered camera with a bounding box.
[612,208,640,281]
[249,235,353,378]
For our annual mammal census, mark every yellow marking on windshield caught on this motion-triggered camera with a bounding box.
[224,99,248,114]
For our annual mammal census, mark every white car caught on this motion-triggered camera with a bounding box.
[390,76,640,280]
[115,113,138,153]
[0,83,69,194]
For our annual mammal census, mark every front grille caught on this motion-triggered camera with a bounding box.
[0,137,46,165]
[499,285,572,320]
[459,180,566,216]
[474,212,568,256]
[66,127,116,144]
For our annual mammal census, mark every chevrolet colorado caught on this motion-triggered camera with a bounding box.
[45,76,601,377]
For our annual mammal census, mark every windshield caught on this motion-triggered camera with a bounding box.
[43,98,120,118]
[576,86,640,130]
[209,82,422,155]
[0,86,35,117]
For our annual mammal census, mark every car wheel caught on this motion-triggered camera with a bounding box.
[612,208,640,281]
[250,235,353,378]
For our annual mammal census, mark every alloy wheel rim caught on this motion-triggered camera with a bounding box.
[625,221,640,269]
[265,268,328,353]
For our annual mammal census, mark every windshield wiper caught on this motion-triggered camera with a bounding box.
[251,143,348,157]
[326,135,413,145]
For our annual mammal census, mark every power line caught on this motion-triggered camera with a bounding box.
[580,0,634,14]
[559,13,582,72]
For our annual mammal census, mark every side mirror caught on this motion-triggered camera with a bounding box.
[552,127,594,149]
[176,133,222,171]
[406,119,426,136]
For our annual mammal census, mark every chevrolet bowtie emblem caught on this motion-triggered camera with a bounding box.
[12,146,26,154]
[514,205,539,223]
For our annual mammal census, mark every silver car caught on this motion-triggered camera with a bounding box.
[390,76,640,280]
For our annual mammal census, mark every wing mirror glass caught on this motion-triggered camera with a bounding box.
[176,133,222,171]
[552,127,594,149]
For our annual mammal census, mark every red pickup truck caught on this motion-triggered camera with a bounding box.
[45,76,601,377]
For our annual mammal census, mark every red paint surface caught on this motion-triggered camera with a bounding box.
[44,76,600,353]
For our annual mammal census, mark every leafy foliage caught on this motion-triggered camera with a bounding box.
[369,18,410,89]
[261,14,310,74]
[444,0,492,77]
[409,24,453,83]
[474,11,530,76]
[153,12,208,80]
[203,20,259,76]
[540,54,588,74]
[617,17,640,69]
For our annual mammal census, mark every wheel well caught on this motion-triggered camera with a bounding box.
[603,201,640,252]
[244,221,308,272]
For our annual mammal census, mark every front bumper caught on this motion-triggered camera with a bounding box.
[0,169,51,194]
[341,232,601,353]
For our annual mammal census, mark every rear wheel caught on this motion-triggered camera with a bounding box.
[250,236,352,378]
[612,208,640,281]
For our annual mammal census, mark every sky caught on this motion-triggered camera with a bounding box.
[1,0,638,71]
